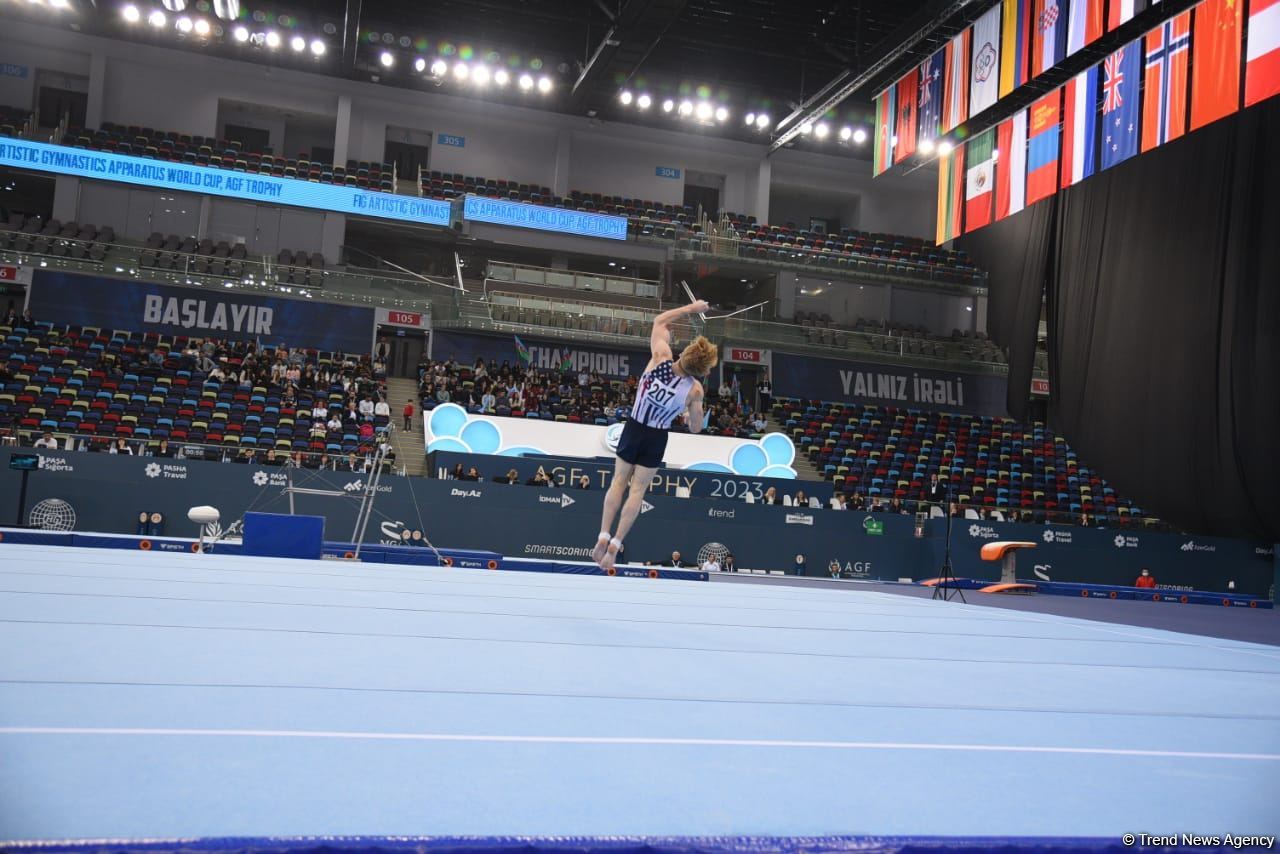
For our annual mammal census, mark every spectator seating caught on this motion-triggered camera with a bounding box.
[797,314,1007,365]
[0,104,32,137]
[0,214,114,261]
[776,398,1144,524]
[0,321,390,458]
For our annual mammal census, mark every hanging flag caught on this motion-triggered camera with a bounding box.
[873,86,896,176]
[942,28,971,133]
[1000,0,1034,98]
[1108,0,1149,31]
[1067,0,1104,56]
[971,5,1003,116]
[1061,66,1099,188]
[1100,41,1141,169]
[996,111,1028,220]
[1245,0,1280,107]
[964,130,997,233]
[1026,90,1061,204]
[513,335,532,364]
[1033,0,1069,77]
[1190,0,1243,130]
[918,49,946,148]
[894,68,920,163]
[1141,12,1191,152]
[936,145,966,245]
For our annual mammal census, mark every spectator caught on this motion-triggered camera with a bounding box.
[154,438,174,458]
[1134,568,1157,588]
[402,399,415,431]
[831,493,847,510]
[664,550,686,568]
[751,412,767,433]
[722,553,736,573]
[464,466,482,482]
[480,387,496,413]
[264,449,282,466]
[889,497,907,515]
[756,373,772,412]
[794,489,810,508]
[358,421,374,442]
[850,492,866,511]
[310,420,326,439]
[347,453,366,473]
[949,501,962,518]
[926,473,946,507]
[436,386,451,404]
[452,463,466,480]
[793,553,807,575]
[326,414,343,432]
[311,401,328,421]
[358,396,375,420]
[576,475,591,490]
[526,470,552,487]
[33,431,58,449]
[762,486,779,505]
[701,553,721,573]
[109,437,133,455]
[718,381,732,402]
[869,496,886,513]
[497,468,519,485]
[374,397,391,418]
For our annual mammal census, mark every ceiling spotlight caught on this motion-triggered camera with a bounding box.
[211,0,238,20]
[662,98,675,113]
[815,123,829,138]
[50,0,71,8]
[289,35,305,51]
[473,64,491,85]
[714,106,729,122]
[454,62,470,80]
[636,93,651,109]
[193,18,210,36]
[755,113,770,129]
[745,112,756,125]
[852,127,868,144]
[413,56,426,72]
[619,90,633,106]
[518,72,534,90]
[175,16,193,33]
[695,102,713,121]
[799,121,813,135]
[310,39,326,57]
[937,141,954,156]
[494,68,509,86]
[232,24,249,42]
[264,30,280,49]
[839,126,852,141]
[122,4,141,23]
[537,76,553,93]
[891,135,898,146]
[380,51,394,68]
[991,147,1000,161]
[678,100,693,116]
[430,58,448,76]
[147,10,166,27]
[919,138,936,154]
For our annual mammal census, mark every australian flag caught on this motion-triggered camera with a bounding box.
[917,49,945,147]
[1100,41,1141,170]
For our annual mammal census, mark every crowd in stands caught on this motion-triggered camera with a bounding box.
[0,312,397,468]
[418,357,765,438]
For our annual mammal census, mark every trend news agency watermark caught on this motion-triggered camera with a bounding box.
[1122,834,1275,849]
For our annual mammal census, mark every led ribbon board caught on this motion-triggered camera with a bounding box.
[463,194,628,240]
[0,139,453,227]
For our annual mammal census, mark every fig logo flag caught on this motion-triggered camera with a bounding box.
[1101,41,1141,169]
[918,50,946,147]
[942,28,971,133]
[1141,12,1191,152]
[996,110,1028,220]
[964,129,996,233]
[1026,90,1061,204]
[1108,0,1149,32]
[971,4,1002,116]
[895,67,920,163]
[1033,0,1069,77]
[1067,0,1104,56]
[1062,66,1099,188]
[1245,0,1280,107]
[1001,0,1034,98]
[1190,0,1243,130]
[874,86,896,176]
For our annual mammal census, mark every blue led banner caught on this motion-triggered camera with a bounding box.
[0,139,452,227]
[28,270,375,353]
[463,194,628,240]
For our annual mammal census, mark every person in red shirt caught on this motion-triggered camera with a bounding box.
[402,399,415,431]
[1134,567,1157,588]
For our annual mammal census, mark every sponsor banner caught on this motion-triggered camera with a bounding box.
[2,448,1270,595]
[771,351,1008,415]
[463,195,628,241]
[28,270,375,353]
[434,329,647,378]
[0,138,451,227]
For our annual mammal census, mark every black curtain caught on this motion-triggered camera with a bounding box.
[954,198,1056,421]
[1048,97,1280,541]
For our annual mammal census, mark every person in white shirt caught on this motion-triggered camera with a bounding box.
[751,414,767,433]
[374,398,391,417]
[33,432,57,449]
[358,397,375,420]
[109,438,133,455]
[326,415,343,432]
[312,403,328,421]
[701,555,721,573]
[718,382,732,401]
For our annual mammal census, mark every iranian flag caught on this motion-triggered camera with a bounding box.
[964,129,996,233]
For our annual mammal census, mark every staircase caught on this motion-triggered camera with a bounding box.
[386,377,427,476]
[767,412,825,482]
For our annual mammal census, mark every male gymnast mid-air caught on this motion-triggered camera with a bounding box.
[591,300,719,571]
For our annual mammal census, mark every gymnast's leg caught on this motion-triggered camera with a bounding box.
[593,457,634,564]
[600,463,658,572]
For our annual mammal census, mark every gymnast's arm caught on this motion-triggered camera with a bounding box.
[685,383,706,435]
[649,301,709,366]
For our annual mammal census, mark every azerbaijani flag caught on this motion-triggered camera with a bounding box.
[873,86,896,175]
[1026,89,1061,204]
[514,335,531,364]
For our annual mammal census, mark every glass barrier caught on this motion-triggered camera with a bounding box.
[485,260,661,299]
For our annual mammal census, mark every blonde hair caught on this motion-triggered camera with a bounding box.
[678,336,719,377]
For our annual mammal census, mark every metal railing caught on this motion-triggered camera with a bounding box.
[485,260,661,299]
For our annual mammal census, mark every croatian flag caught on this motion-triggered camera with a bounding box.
[1141,12,1190,152]
[1025,90,1061,204]
[1061,66,1098,188]
[1100,42,1141,170]
[1032,0,1068,77]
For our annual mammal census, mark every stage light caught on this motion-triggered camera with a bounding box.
[147,10,166,27]
[494,68,509,86]
[636,93,651,109]
[678,100,693,116]
[715,106,729,122]
[454,61,470,80]
[745,112,755,125]
[413,56,426,72]
[264,30,280,49]
[50,0,71,8]
[518,72,534,90]
[289,35,305,52]
[431,58,448,76]
[695,102,712,121]
[212,0,238,20]
[799,121,812,135]
[662,98,675,113]
[852,128,868,144]
[815,122,829,139]
[122,4,141,23]
[175,16,192,33]
[473,64,491,86]
[755,113,770,129]
[193,18,210,36]
[937,141,953,156]
[310,39,326,57]
[991,147,999,161]
[537,75,553,93]
[918,138,935,154]
[619,90,633,106]
[380,51,394,68]
[891,134,898,146]
[162,0,189,10]
[839,126,852,141]
[232,24,249,42]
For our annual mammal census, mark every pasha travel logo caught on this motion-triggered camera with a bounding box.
[145,462,188,480]
[1041,528,1073,544]
[968,523,999,539]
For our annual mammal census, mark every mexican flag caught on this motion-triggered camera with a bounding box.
[964,129,996,233]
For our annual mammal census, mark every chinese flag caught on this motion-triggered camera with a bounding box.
[1189,0,1243,131]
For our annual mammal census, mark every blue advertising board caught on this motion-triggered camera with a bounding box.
[463,195,628,241]
[0,138,452,227]
[28,270,376,353]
